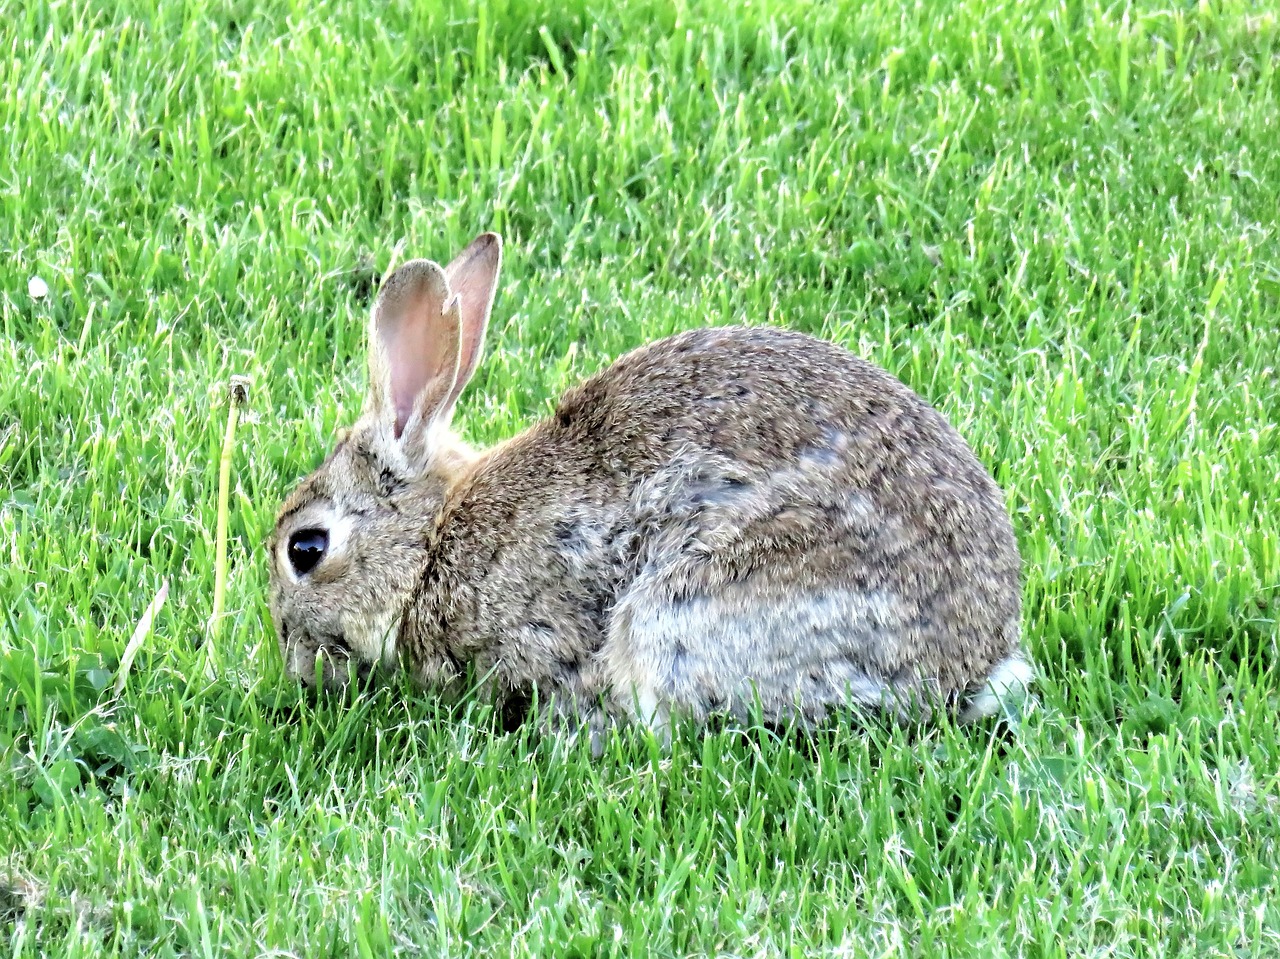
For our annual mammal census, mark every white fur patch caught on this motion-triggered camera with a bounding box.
[342,608,401,668]
[959,653,1034,722]
[605,586,904,724]
[629,682,670,741]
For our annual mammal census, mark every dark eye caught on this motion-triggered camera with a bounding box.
[287,528,328,575]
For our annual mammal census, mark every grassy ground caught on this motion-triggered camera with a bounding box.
[2,0,1278,954]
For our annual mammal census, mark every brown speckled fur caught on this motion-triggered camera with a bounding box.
[267,233,1031,746]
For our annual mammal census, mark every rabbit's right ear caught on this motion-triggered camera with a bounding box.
[442,233,502,413]
[367,258,462,467]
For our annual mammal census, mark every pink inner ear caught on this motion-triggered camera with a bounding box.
[384,305,432,436]
[386,315,427,437]
[374,261,456,438]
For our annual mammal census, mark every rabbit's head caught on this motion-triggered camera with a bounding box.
[267,233,502,687]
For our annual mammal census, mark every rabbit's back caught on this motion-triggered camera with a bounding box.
[409,325,1025,728]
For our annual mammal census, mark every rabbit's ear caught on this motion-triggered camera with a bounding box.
[442,232,502,411]
[368,258,461,457]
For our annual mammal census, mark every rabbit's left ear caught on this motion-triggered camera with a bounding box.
[368,257,460,457]
[442,232,502,412]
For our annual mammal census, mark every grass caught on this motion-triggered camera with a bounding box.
[2,0,1278,954]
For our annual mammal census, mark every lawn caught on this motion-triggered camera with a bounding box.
[2,0,1279,954]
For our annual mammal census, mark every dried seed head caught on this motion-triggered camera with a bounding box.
[229,375,251,407]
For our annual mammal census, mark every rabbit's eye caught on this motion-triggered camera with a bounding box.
[287,528,328,575]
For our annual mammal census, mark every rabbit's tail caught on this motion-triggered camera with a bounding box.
[958,651,1034,723]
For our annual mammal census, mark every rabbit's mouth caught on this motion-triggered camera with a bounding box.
[319,636,380,690]
[274,604,400,690]
[280,621,374,689]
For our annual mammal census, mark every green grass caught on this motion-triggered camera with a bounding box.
[2,0,1279,954]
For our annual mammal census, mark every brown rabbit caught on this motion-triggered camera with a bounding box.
[267,233,1031,746]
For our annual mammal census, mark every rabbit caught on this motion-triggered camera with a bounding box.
[266,232,1032,747]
